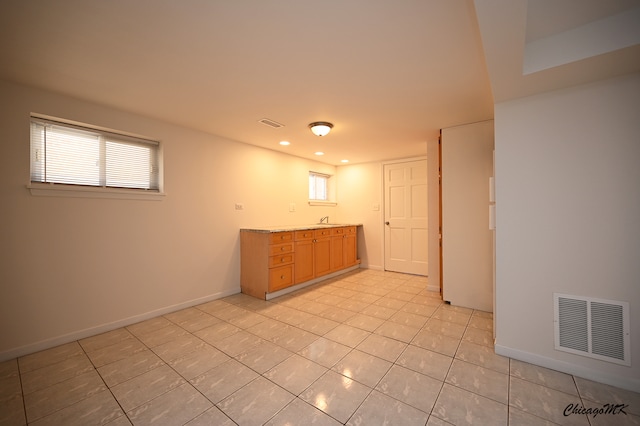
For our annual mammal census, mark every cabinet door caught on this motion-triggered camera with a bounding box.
[331,234,346,271]
[344,233,357,266]
[294,239,314,284]
[314,236,332,277]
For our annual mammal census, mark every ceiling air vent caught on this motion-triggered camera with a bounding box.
[258,118,284,128]
[554,293,630,366]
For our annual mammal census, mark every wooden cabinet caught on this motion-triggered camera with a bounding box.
[241,225,359,299]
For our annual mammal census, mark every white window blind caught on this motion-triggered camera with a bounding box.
[30,117,160,191]
[309,171,329,201]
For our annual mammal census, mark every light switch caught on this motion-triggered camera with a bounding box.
[289,203,296,212]
[235,203,244,210]
[372,203,380,211]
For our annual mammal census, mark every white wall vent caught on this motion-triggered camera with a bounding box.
[554,294,630,366]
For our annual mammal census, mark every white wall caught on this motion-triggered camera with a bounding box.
[494,73,640,391]
[0,80,341,360]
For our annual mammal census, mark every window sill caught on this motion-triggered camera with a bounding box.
[27,183,165,201]
[308,200,337,207]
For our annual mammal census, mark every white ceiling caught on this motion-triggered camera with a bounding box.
[1,0,638,165]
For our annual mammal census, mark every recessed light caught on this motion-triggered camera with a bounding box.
[279,141,290,146]
[314,151,324,156]
[341,159,349,163]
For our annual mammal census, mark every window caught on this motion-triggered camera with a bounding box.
[309,171,329,201]
[30,116,160,192]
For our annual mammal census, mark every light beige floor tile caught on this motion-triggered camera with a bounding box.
[29,390,124,426]
[208,304,248,321]
[169,344,230,380]
[316,294,348,306]
[296,315,340,335]
[80,328,135,353]
[245,319,291,340]
[574,376,640,416]
[126,382,211,425]
[0,359,18,380]
[85,338,148,368]
[588,412,640,426]
[18,342,84,373]
[336,298,369,313]
[105,415,132,426]
[110,364,185,412]
[298,337,351,368]
[349,292,381,304]
[375,364,442,413]
[332,349,392,388]
[324,324,370,347]
[373,297,407,310]
[318,306,358,323]
[467,315,493,331]
[264,354,328,395]
[195,299,234,316]
[264,398,342,426]
[356,334,407,362]
[510,359,578,396]
[218,377,294,425]
[297,300,332,315]
[424,318,467,339]
[0,391,26,426]
[401,302,438,317]
[343,313,386,332]
[446,359,509,404]
[360,304,397,320]
[374,321,420,343]
[268,326,319,352]
[411,329,460,357]
[433,383,507,425]
[97,350,164,387]
[213,330,264,357]
[396,345,453,381]
[185,406,235,426]
[389,310,429,328]
[455,341,509,374]
[194,321,242,344]
[508,407,561,425]
[347,389,429,426]
[426,414,456,425]
[163,307,221,332]
[152,334,207,362]
[235,340,292,374]
[21,353,94,394]
[387,290,417,302]
[300,370,372,423]
[24,370,107,423]
[190,358,259,404]
[227,310,268,329]
[432,308,472,326]
[462,326,494,347]
[126,316,172,337]
[132,323,188,348]
[509,377,589,425]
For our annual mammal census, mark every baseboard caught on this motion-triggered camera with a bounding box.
[495,344,640,393]
[426,283,440,292]
[0,286,240,362]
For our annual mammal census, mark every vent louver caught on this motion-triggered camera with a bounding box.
[258,118,284,128]
[554,294,630,366]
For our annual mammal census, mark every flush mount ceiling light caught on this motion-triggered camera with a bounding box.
[308,122,333,137]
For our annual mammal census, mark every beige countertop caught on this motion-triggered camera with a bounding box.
[240,224,362,233]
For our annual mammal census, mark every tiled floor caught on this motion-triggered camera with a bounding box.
[1,269,638,425]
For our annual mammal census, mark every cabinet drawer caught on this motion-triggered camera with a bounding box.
[331,227,346,236]
[269,232,293,244]
[345,226,357,235]
[269,264,294,292]
[269,253,294,268]
[294,229,315,241]
[314,228,332,238]
[269,243,294,256]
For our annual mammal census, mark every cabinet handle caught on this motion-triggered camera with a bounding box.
[280,275,285,279]
[281,257,285,262]
[281,247,285,251]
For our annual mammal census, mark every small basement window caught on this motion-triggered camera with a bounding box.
[29,115,162,198]
[309,171,329,201]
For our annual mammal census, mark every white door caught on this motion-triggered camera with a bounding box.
[384,159,428,275]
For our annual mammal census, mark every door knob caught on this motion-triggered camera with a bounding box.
[385,221,390,225]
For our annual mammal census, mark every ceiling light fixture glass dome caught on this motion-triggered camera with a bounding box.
[308,122,333,137]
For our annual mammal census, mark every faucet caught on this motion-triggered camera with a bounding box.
[319,216,329,224]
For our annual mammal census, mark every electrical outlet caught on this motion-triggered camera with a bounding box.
[235,203,244,210]
[289,203,296,212]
